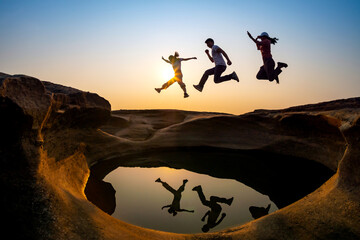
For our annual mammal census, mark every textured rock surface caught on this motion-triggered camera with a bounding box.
[1,72,360,239]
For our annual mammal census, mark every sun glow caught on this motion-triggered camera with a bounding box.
[162,67,174,81]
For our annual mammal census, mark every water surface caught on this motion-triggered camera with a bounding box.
[104,166,277,234]
[88,148,334,233]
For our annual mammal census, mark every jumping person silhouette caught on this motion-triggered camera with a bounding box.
[155,178,194,216]
[155,52,196,98]
[193,38,239,92]
[192,185,233,232]
[247,31,288,84]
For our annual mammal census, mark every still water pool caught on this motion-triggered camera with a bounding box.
[104,166,277,234]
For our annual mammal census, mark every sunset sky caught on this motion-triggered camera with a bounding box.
[1,0,359,114]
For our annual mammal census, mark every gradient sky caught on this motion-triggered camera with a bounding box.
[1,0,359,114]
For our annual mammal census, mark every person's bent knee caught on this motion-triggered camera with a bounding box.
[214,76,221,83]
[256,73,267,80]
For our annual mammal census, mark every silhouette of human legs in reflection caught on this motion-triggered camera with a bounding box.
[192,185,233,232]
[155,178,194,216]
[249,204,271,219]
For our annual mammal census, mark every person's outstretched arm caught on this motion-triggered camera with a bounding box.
[161,205,171,210]
[162,56,171,64]
[247,31,262,49]
[217,47,232,65]
[205,50,214,63]
[181,57,197,61]
[247,31,259,44]
[214,213,226,227]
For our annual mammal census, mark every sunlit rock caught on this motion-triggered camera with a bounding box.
[1,72,359,239]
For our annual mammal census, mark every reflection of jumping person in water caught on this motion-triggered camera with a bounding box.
[247,31,288,84]
[192,185,233,232]
[155,178,194,216]
[155,51,197,98]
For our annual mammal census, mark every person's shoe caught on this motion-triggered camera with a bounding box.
[232,72,239,82]
[193,84,203,92]
[184,93,189,98]
[183,179,188,184]
[277,62,288,68]
[192,185,202,191]
[155,88,161,93]
[155,178,161,183]
[227,197,234,206]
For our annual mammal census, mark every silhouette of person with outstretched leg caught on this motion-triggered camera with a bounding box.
[193,38,239,92]
[155,51,196,98]
[155,178,194,216]
[192,185,233,232]
[247,31,288,84]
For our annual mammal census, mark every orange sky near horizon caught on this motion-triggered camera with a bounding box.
[1,1,359,115]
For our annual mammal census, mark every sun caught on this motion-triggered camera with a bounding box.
[162,67,174,81]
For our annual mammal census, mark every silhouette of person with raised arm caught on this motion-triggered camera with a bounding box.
[192,185,233,232]
[249,204,271,219]
[155,51,197,98]
[193,38,239,92]
[247,31,288,84]
[155,178,194,216]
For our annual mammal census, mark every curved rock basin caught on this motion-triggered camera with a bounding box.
[105,166,278,233]
[88,148,335,234]
[2,74,359,239]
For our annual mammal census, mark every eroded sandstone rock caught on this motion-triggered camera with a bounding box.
[1,72,359,239]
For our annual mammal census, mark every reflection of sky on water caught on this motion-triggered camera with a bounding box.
[104,167,277,234]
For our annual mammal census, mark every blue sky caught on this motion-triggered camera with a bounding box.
[1,0,359,113]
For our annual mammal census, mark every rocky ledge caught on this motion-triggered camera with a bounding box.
[1,72,359,239]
